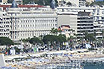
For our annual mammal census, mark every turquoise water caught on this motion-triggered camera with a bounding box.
[56,65,104,69]
[54,65,104,69]
[84,65,104,69]
[35,64,104,69]
[35,60,104,69]
[55,62,104,69]
[83,62,104,69]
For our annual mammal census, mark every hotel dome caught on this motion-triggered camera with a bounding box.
[11,0,18,8]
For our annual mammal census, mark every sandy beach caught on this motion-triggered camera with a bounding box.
[3,48,104,69]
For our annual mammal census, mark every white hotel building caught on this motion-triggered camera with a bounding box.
[6,8,57,41]
[0,9,11,38]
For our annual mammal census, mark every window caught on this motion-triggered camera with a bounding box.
[97,8,99,15]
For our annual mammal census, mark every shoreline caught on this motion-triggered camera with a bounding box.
[4,54,104,69]
[2,49,104,69]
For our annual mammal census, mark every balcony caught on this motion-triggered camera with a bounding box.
[96,36,103,38]
[96,31,102,34]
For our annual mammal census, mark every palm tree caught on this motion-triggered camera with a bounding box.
[67,35,77,49]
[50,28,58,35]
[57,27,62,34]
[66,2,72,6]
[102,30,104,47]
[68,29,74,32]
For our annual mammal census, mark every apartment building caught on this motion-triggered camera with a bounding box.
[77,12,94,38]
[57,12,77,34]
[57,6,104,38]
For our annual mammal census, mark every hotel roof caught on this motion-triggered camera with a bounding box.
[0,4,44,10]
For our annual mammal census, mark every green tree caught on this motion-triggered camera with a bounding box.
[43,34,66,46]
[66,2,72,6]
[50,28,55,34]
[50,28,58,35]
[43,34,66,44]
[0,37,14,45]
[43,35,57,44]
[58,34,66,43]
[23,0,58,6]
[85,32,95,43]
[90,1,104,6]
[67,36,76,48]
[29,36,43,45]
[8,0,13,3]
[14,47,21,54]
[58,29,62,34]
[86,2,90,6]
[68,29,75,32]
[21,37,30,42]
[42,34,66,50]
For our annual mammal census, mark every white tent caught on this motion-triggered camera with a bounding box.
[86,44,91,49]
[10,49,15,55]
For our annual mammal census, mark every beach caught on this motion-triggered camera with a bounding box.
[2,48,104,69]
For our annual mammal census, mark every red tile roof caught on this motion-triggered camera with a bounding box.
[19,5,43,8]
[0,5,44,10]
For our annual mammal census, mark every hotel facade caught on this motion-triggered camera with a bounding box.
[7,8,57,41]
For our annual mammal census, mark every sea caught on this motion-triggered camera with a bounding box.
[84,65,104,69]
[35,62,104,69]
[83,63,104,69]
[54,64,104,69]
